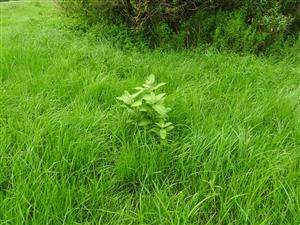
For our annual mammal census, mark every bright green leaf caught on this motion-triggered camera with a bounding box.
[152,104,169,116]
[145,74,155,85]
[152,82,166,90]
[131,100,143,107]
[143,93,165,105]
[159,129,167,139]
[166,125,174,131]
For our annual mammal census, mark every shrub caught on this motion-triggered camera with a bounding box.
[57,0,300,52]
[210,10,268,53]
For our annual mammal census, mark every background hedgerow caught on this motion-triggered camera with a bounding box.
[57,0,300,52]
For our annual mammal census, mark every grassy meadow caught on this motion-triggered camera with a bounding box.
[0,1,300,224]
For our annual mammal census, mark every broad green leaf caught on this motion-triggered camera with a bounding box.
[134,86,144,90]
[116,91,134,104]
[166,125,174,131]
[131,100,142,107]
[152,82,166,90]
[156,121,173,128]
[142,93,156,104]
[164,122,173,127]
[145,74,155,85]
[143,83,152,89]
[117,96,133,105]
[152,104,170,116]
[155,121,165,128]
[155,93,166,102]
[143,93,165,105]
[131,89,144,98]
[159,129,167,139]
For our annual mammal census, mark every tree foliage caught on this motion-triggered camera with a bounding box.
[57,0,300,52]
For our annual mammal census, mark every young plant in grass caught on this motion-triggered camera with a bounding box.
[117,75,174,140]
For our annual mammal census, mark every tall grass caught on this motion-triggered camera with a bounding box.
[0,1,300,224]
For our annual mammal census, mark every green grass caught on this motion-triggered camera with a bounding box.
[1,1,300,224]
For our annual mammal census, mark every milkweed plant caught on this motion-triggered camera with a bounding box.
[117,75,174,140]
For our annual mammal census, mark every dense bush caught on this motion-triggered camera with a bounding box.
[57,0,300,52]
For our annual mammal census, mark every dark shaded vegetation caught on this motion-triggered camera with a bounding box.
[57,0,300,53]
